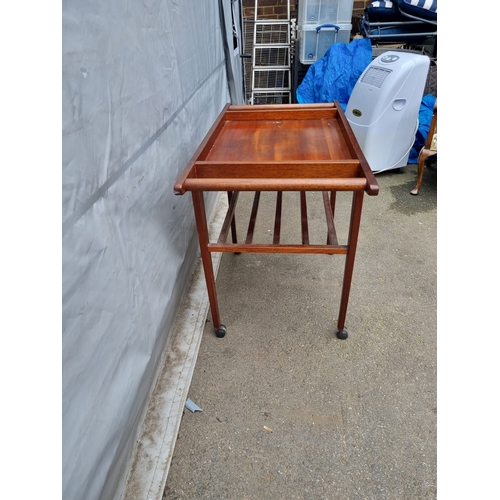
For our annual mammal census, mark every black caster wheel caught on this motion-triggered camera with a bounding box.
[215,324,227,338]
[337,329,348,340]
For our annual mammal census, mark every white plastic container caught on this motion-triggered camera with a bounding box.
[299,24,352,64]
[299,0,355,25]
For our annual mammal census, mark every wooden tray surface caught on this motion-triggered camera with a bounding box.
[174,103,379,195]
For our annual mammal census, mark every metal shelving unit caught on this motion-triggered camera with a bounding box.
[251,0,292,105]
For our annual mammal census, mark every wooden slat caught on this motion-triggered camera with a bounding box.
[208,243,348,254]
[323,191,338,246]
[300,191,309,245]
[245,191,261,244]
[217,191,240,244]
[183,178,368,192]
[273,191,283,244]
[227,191,238,244]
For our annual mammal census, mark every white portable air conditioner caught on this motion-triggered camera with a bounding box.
[346,51,430,173]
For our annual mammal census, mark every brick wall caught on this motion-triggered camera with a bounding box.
[242,0,369,20]
[353,0,371,17]
[242,0,298,20]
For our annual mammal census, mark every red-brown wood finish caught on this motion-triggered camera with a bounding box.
[174,103,379,337]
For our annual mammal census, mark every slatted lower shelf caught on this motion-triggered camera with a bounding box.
[210,190,347,254]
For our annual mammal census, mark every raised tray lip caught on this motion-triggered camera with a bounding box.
[174,102,379,196]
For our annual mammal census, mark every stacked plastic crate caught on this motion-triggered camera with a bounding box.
[251,0,292,105]
[298,0,354,64]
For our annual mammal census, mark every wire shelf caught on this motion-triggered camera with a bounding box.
[251,91,292,105]
[252,69,291,90]
[253,46,290,67]
[254,22,291,45]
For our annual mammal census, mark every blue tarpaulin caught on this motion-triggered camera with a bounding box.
[296,38,372,110]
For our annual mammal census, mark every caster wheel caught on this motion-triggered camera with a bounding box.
[337,329,348,340]
[215,324,227,338]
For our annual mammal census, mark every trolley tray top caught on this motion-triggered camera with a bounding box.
[174,102,379,195]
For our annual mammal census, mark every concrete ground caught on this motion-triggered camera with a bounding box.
[163,162,437,500]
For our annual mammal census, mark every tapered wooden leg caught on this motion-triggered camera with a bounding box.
[410,150,431,195]
[337,191,364,339]
[191,191,225,337]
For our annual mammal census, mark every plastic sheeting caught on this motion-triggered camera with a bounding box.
[62,2,235,499]
[296,38,373,110]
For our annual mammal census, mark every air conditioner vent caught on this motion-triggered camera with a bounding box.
[361,66,392,88]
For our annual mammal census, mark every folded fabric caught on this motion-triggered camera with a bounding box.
[397,0,437,22]
[365,1,406,22]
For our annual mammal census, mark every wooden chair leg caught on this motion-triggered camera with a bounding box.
[411,102,437,195]
[410,149,432,195]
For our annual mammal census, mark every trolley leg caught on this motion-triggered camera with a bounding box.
[191,191,226,338]
[337,191,364,339]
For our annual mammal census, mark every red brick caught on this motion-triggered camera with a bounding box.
[274,5,289,17]
[260,6,275,16]
[244,1,298,20]
[243,7,255,18]
[257,0,281,6]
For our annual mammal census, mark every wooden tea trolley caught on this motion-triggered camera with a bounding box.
[174,102,379,339]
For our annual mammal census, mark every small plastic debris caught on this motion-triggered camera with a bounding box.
[263,426,273,432]
[185,398,203,412]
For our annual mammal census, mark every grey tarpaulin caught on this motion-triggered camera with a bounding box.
[62,1,240,499]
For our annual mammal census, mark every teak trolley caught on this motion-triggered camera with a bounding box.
[174,102,379,339]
